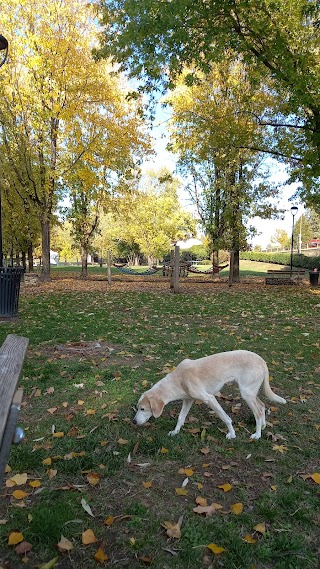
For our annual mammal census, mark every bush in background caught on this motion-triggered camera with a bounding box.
[240,251,320,270]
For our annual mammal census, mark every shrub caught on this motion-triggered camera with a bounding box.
[240,251,320,270]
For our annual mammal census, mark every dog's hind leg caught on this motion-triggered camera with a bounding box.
[241,393,266,439]
[168,398,194,436]
[204,394,236,439]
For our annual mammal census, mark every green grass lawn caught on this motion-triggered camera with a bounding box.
[0,273,319,568]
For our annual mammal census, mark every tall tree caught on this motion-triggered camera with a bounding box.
[0,0,148,279]
[167,63,280,280]
[98,0,320,210]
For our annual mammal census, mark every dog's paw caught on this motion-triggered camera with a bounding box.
[226,432,236,440]
[250,432,261,440]
[168,430,178,436]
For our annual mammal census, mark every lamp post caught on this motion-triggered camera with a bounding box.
[290,206,298,271]
[0,35,8,267]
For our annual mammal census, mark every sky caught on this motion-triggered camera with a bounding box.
[143,111,303,250]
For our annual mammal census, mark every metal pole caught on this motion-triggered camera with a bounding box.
[290,216,294,271]
[0,35,8,267]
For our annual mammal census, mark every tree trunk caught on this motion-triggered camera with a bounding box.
[22,251,26,271]
[81,244,88,277]
[28,243,34,272]
[41,214,51,280]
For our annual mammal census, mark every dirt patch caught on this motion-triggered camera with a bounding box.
[28,340,144,368]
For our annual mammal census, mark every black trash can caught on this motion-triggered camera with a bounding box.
[309,270,319,286]
[0,267,24,317]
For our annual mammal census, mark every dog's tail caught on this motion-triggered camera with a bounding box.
[263,364,286,404]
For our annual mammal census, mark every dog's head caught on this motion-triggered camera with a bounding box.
[133,392,165,425]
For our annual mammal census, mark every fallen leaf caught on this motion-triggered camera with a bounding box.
[43,457,52,466]
[15,540,32,555]
[47,408,58,414]
[12,490,29,500]
[175,488,188,496]
[243,534,257,544]
[193,503,223,517]
[82,529,98,545]
[87,473,100,486]
[52,432,64,438]
[103,515,115,526]
[217,483,232,492]
[94,547,109,563]
[29,480,42,488]
[47,469,57,479]
[143,481,152,489]
[195,496,207,507]
[57,535,74,552]
[160,447,169,454]
[200,447,210,455]
[253,522,266,534]
[207,543,225,554]
[231,502,244,515]
[81,498,94,517]
[39,556,59,569]
[272,444,288,453]
[86,409,96,415]
[8,531,24,545]
[162,516,183,539]
[117,438,128,445]
[184,468,194,477]
[10,473,28,486]
[311,472,320,484]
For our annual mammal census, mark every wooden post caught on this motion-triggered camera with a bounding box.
[173,245,180,293]
[170,249,174,289]
[228,251,234,287]
[107,251,112,285]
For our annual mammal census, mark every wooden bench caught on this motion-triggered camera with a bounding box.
[265,270,306,285]
[0,334,29,488]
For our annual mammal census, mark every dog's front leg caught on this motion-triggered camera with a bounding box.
[168,399,194,436]
[205,394,236,439]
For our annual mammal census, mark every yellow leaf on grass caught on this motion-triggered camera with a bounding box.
[311,472,320,484]
[253,523,266,534]
[94,547,109,563]
[272,444,288,453]
[243,534,257,544]
[193,503,223,517]
[200,447,210,455]
[117,438,128,445]
[52,432,64,438]
[78,400,84,405]
[82,529,98,545]
[86,409,96,415]
[29,480,41,488]
[12,490,29,500]
[217,483,232,492]
[162,516,183,539]
[87,473,100,486]
[143,481,152,489]
[175,488,188,496]
[184,468,194,477]
[231,502,243,515]
[195,496,207,507]
[207,543,225,554]
[160,447,169,454]
[43,458,52,466]
[8,531,24,545]
[10,473,28,486]
[103,515,115,526]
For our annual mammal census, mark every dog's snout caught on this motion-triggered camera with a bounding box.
[132,417,137,425]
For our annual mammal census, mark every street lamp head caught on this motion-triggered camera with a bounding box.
[290,205,298,218]
[0,34,8,68]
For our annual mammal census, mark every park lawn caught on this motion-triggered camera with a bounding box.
[0,278,319,569]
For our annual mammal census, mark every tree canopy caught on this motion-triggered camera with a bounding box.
[98,0,320,210]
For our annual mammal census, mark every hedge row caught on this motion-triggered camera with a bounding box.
[240,251,320,270]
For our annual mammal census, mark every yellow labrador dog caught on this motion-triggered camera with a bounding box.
[133,350,286,440]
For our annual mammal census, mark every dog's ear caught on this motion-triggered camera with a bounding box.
[149,396,165,418]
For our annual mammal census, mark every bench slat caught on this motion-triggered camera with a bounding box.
[0,334,29,448]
